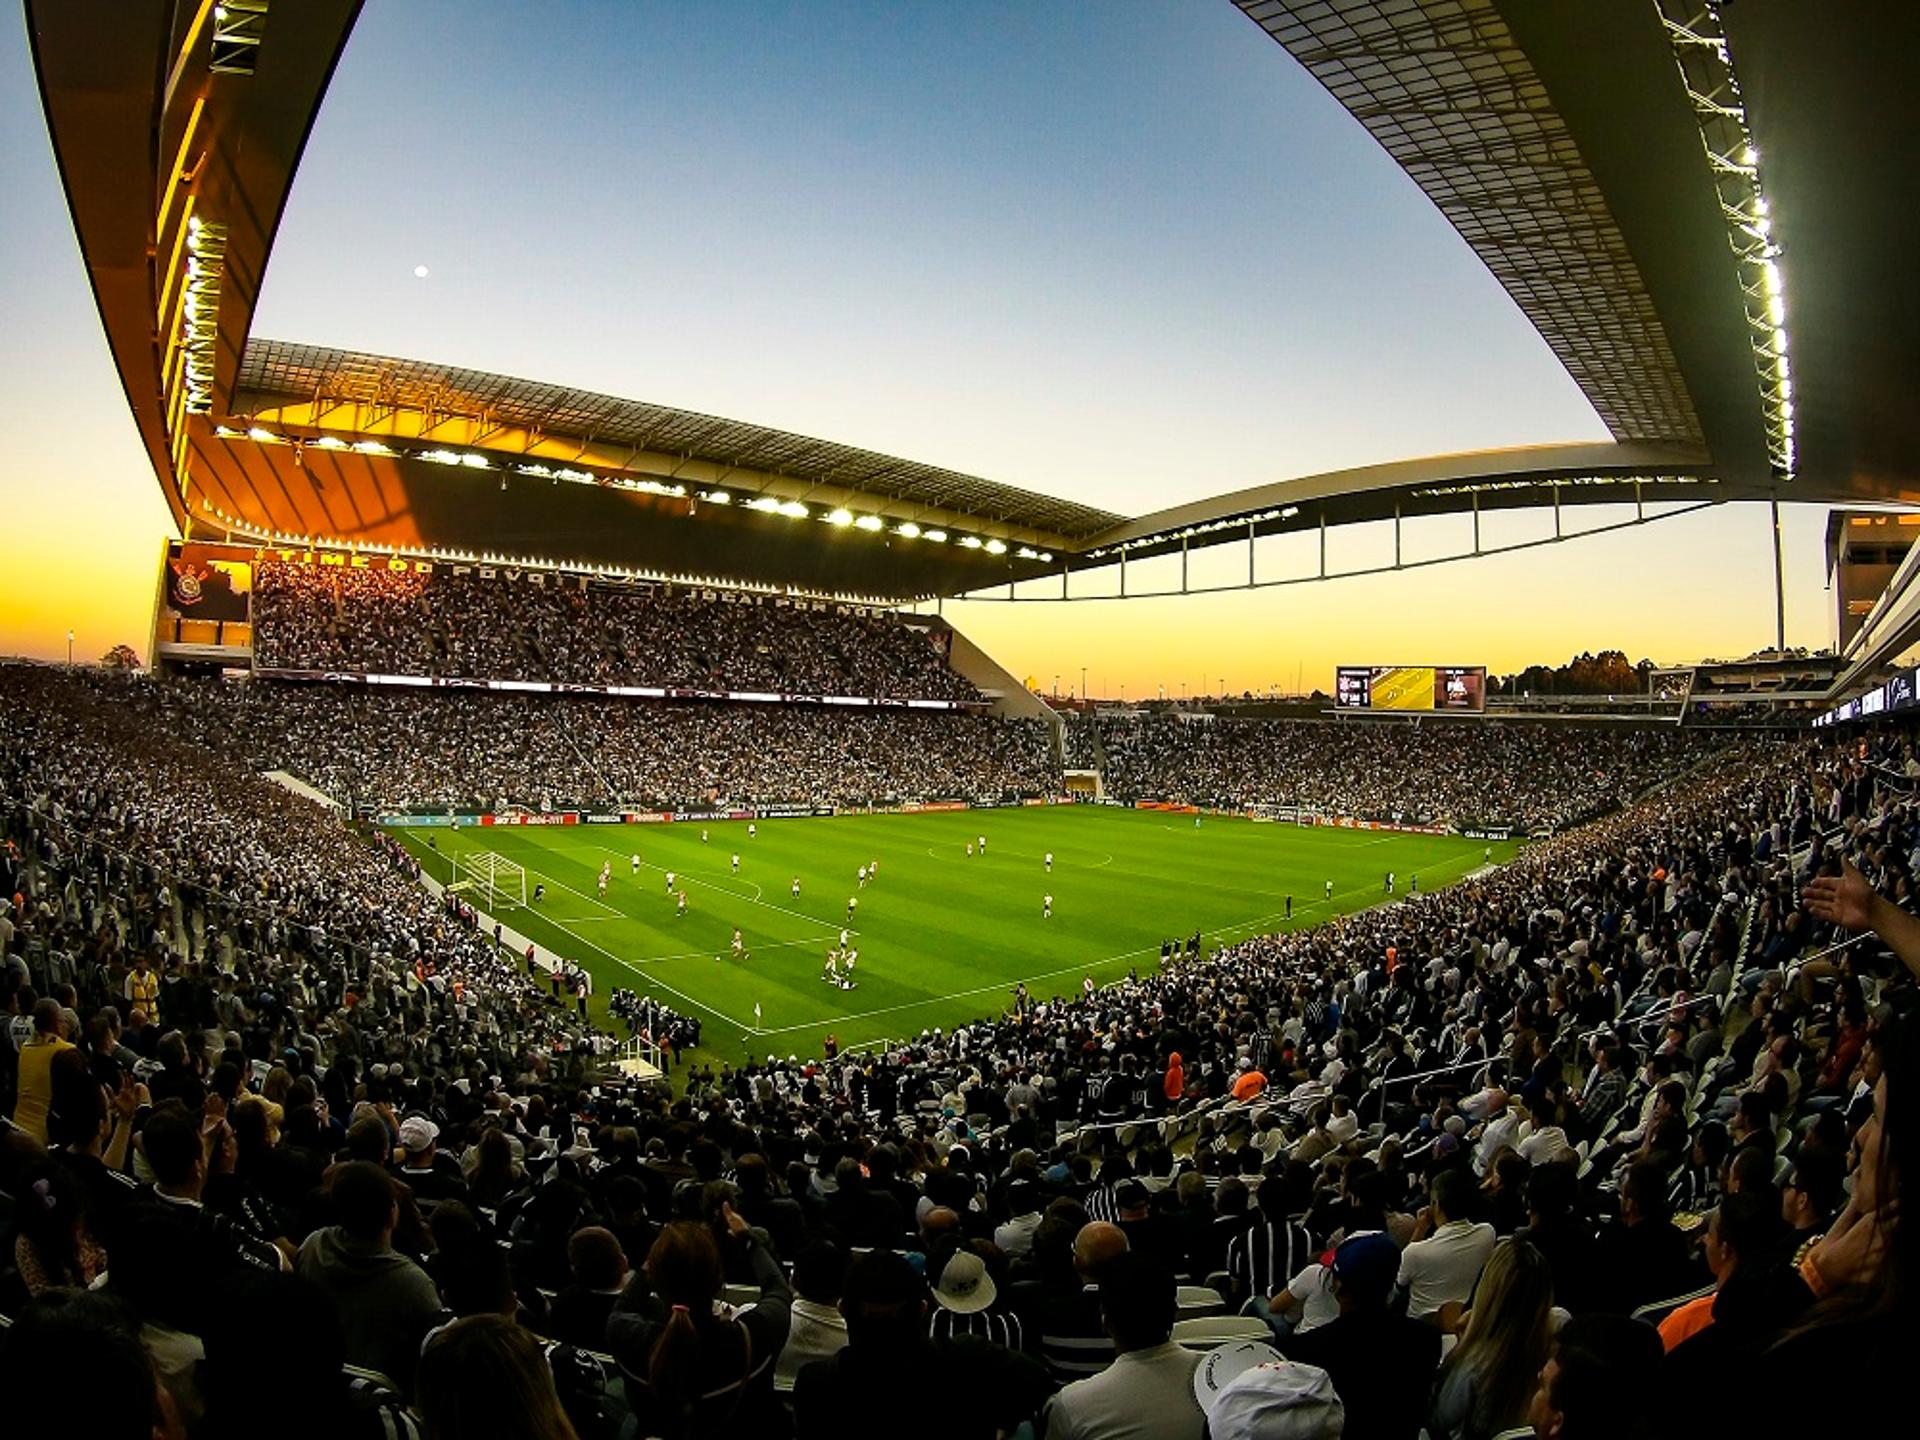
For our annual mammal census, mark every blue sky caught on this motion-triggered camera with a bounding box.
[1,2,1832,686]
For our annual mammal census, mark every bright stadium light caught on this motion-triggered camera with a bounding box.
[958,536,983,550]
[826,508,854,526]
[246,427,274,442]
[460,453,490,469]
[352,440,392,455]
[778,501,808,519]
[313,435,348,450]
[701,489,732,504]
[923,529,947,543]
[896,522,921,539]
[984,538,1007,555]
[854,514,884,532]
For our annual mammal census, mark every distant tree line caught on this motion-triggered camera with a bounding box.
[1489,650,1654,696]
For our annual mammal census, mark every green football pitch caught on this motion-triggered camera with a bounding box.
[390,809,1519,1064]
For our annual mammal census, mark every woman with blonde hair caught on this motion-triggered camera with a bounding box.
[1429,1237,1554,1440]
[415,1314,578,1440]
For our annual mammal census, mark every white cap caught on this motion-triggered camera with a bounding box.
[397,1116,439,1154]
[1203,1357,1344,1440]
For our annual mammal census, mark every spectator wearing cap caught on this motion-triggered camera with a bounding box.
[1113,1178,1182,1275]
[1396,1167,1496,1322]
[929,1238,1024,1352]
[1193,1343,1344,1440]
[1042,1252,1202,1440]
[392,1115,469,1209]
[793,1249,1049,1440]
[1279,1232,1440,1440]
[295,1160,445,1392]
[1526,1313,1665,1440]
[776,1238,851,1392]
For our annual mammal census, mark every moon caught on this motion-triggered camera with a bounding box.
[413,264,430,279]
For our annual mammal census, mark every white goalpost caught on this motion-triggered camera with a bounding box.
[452,851,527,910]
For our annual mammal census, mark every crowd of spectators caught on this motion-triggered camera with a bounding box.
[2,655,1916,1440]
[251,563,981,702]
[1087,712,1730,831]
[138,679,1058,813]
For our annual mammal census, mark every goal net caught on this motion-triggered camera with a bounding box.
[454,851,527,910]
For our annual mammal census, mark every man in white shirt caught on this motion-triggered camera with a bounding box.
[994,1180,1044,1260]
[1044,1253,1204,1440]
[1396,1169,1496,1321]
[1518,1094,1577,1166]
[774,1240,850,1391]
[1472,1088,1522,1175]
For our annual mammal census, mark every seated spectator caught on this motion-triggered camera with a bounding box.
[12,1159,107,1294]
[1595,1161,1699,1314]
[1428,1237,1553,1440]
[1397,1167,1496,1321]
[1037,1220,1130,1383]
[1227,1172,1314,1306]
[296,1160,445,1393]
[136,1099,285,1275]
[1042,1252,1203,1440]
[1280,1232,1441,1440]
[792,1249,1049,1440]
[1659,1187,1787,1352]
[1524,1313,1665,1440]
[994,1178,1044,1260]
[775,1239,851,1392]
[929,1239,1025,1351]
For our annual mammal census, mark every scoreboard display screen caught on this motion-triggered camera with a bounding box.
[1335,665,1486,713]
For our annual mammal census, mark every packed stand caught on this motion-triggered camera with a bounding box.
[3,654,1918,1440]
[137,678,1058,812]
[1092,711,1730,830]
[252,562,982,702]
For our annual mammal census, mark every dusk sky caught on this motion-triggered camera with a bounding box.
[0,2,1834,692]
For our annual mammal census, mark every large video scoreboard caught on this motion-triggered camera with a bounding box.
[1336,665,1487,713]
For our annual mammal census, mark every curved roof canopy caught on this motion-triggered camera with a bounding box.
[27,0,1918,600]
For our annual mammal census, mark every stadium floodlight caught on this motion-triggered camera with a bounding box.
[854,514,884,532]
[959,536,983,549]
[923,529,947,543]
[896,522,921,539]
[352,440,392,455]
[313,435,348,450]
[826,508,854,526]
[747,496,782,512]
[460,453,490,468]
[247,426,274,442]
[701,489,732,504]
[984,538,1007,555]
[778,501,808,518]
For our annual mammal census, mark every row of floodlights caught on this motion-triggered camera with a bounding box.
[216,426,1048,561]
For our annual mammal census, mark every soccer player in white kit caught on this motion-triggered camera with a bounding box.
[841,950,857,990]
[1044,852,1053,873]
[630,853,641,876]
[597,871,609,899]
[731,853,740,874]
[823,949,839,984]
[839,927,851,949]
[1043,893,1052,918]
[847,895,858,920]
[731,927,744,959]
[858,865,868,889]
[665,870,676,893]
[676,890,688,916]
[791,876,801,898]
[748,823,757,839]
[978,834,987,853]
[966,842,974,858]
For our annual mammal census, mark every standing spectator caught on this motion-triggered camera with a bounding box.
[11,997,74,1145]
[296,1160,445,1392]
[416,1314,580,1440]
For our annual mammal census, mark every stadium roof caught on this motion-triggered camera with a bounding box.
[26,0,1920,602]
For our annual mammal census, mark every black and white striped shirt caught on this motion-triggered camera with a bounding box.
[1226,1215,1315,1300]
